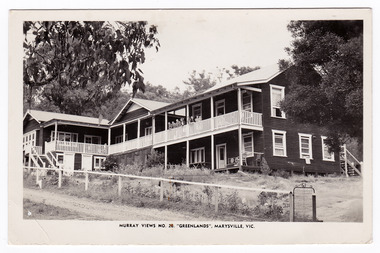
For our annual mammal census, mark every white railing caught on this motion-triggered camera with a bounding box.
[241,111,262,127]
[109,142,125,154]
[32,146,43,155]
[167,125,187,141]
[139,135,153,148]
[125,138,139,151]
[214,111,239,129]
[189,118,212,136]
[46,141,108,155]
[23,144,32,154]
[45,141,56,153]
[154,131,166,144]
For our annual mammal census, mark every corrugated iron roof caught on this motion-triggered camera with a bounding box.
[202,64,283,94]
[131,98,170,111]
[26,110,110,126]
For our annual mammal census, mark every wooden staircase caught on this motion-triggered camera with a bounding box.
[340,144,362,177]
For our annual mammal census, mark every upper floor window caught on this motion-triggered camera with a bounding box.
[85,135,101,144]
[51,131,78,143]
[23,131,36,147]
[272,130,287,157]
[215,99,225,116]
[270,84,285,118]
[192,103,202,119]
[321,136,335,161]
[242,91,253,112]
[299,133,313,159]
[145,126,153,136]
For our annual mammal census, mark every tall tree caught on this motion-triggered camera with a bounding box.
[183,70,217,95]
[23,21,159,115]
[279,20,363,152]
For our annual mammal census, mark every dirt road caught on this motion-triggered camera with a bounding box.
[24,188,209,221]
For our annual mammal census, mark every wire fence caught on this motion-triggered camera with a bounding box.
[23,166,317,222]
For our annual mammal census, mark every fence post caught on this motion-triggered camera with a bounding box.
[85,172,88,191]
[118,176,122,196]
[214,187,219,213]
[289,191,294,222]
[312,194,317,222]
[160,180,164,202]
[36,168,39,186]
[58,169,62,188]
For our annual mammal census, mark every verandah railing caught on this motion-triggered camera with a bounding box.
[45,141,108,155]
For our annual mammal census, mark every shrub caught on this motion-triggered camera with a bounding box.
[260,157,272,175]
[272,169,291,179]
[104,155,119,172]
[146,150,164,168]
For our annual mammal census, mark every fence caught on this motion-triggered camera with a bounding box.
[23,166,311,221]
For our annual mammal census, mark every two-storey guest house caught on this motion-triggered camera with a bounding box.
[23,110,109,171]
[24,65,346,175]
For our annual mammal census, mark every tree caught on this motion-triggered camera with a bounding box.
[227,65,260,79]
[279,20,363,152]
[183,70,217,95]
[23,21,159,115]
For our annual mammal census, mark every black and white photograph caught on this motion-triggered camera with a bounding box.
[8,8,372,245]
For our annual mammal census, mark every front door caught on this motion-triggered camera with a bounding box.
[216,144,227,169]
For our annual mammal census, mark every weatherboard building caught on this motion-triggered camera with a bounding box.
[23,65,355,175]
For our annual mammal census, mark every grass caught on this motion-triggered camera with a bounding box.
[23,167,363,222]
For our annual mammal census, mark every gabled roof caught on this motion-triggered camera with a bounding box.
[151,64,285,114]
[23,110,109,126]
[202,64,283,94]
[109,98,169,125]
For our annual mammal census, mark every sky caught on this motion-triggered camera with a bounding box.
[138,10,293,91]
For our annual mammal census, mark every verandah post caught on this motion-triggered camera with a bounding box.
[58,169,62,188]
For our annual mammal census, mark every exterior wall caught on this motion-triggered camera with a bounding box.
[140,117,152,137]
[213,90,238,114]
[214,130,239,167]
[189,136,211,168]
[189,98,211,120]
[24,117,40,133]
[260,72,340,174]
[44,124,108,144]
[167,142,186,165]
[117,108,149,123]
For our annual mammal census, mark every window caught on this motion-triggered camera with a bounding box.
[242,91,253,112]
[192,103,202,119]
[299,133,313,159]
[145,126,153,136]
[57,153,64,165]
[190,147,205,164]
[270,84,285,118]
[215,99,225,116]
[321,136,335,161]
[23,131,36,147]
[243,132,254,156]
[51,131,78,143]
[272,130,287,157]
[94,156,106,169]
[84,135,101,144]
[115,135,123,144]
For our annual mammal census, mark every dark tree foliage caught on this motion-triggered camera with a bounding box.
[280,20,363,152]
[23,21,159,115]
[227,65,260,78]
